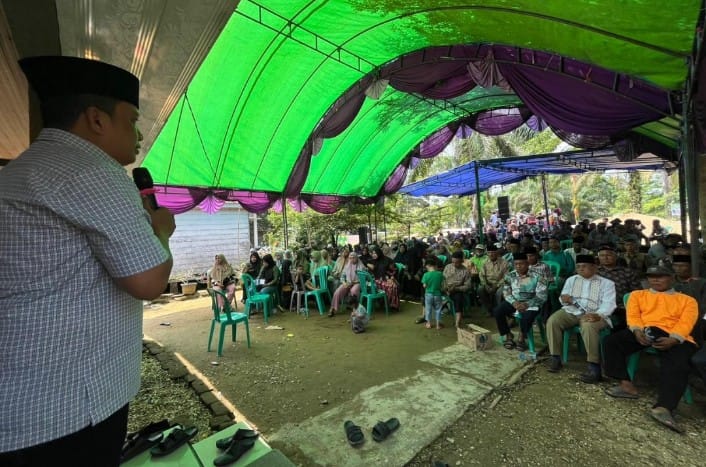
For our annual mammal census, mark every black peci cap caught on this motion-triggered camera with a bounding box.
[671,255,691,264]
[575,254,595,264]
[19,56,139,108]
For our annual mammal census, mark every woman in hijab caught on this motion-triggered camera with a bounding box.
[328,251,364,317]
[210,254,237,307]
[331,247,350,291]
[257,253,284,311]
[359,245,372,265]
[309,249,324,272]
[365,246,400,310]
[241,251,263,302]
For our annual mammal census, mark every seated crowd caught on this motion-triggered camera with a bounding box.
[209,215,706,432]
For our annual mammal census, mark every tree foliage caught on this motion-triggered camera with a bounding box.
[263,127,679,244]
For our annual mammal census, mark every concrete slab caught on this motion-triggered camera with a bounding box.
[418,344,527,387]
[269,368,491,467]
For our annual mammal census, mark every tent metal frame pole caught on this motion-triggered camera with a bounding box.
[367,208,372,244]
[678,160,687,239]
[474,162,484,243]
[282,195,288,249]
[542,174,551,233]
[681,67,701,277]
[382,197,387,241]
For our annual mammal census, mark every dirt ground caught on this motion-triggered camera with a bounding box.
[140,292,706,466]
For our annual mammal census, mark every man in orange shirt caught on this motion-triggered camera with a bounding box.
[603,265,698,433]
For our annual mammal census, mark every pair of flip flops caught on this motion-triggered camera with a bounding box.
[150,425,198,457]
[120,419,173,462]
[344,418,400,447]
[214,429,260,466]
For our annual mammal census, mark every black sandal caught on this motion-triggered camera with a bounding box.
[372,418,400,442]
[215,428,259,450]
[344,420,365,447]
[213,437,257,466]
[150,426,198,457]
[121,419,172,462]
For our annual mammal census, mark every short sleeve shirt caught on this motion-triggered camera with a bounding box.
[0,129,170,452]
[422,270,444,296]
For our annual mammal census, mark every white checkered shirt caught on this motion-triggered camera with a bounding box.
[0,129,170,452]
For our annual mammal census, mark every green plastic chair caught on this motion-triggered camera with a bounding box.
[303,266,330,317]
[317,265,332,302]
[208,289,251,356]
[463,249,471,259]
[241,274,272,324]
[560,239,573,250]
[542,260,561,310]
[440,294,456,316]
[562,324,611,363]
[357,270,389,317]
[519,313,546,353]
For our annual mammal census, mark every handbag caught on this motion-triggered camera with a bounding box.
[222,275,237,287]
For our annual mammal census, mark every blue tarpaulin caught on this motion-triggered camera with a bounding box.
[399,148,677,197]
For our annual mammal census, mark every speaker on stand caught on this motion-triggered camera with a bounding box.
[497,196,510,222]
[358,227,368,245]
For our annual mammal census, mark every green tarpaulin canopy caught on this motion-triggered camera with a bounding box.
[142,0,700,208]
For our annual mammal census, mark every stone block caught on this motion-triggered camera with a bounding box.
[209,401,232,418]
[191,380,210,395]
[200,391,218,406]
[209,415,234,430]
[165,363,189,380]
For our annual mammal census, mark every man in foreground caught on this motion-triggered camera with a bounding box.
[603,266,698,433]
[545,255,616,383]
[0,57,175,466]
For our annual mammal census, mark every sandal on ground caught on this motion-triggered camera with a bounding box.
[604,385,639,399]
[516,341,528,351]
[425,322,432,329]
[344,420,365,447]
[121,419,171,462]
[415,317,427,324]
[372,418,400,442]
[215,428,259,450]
[650,407,684,433]
[328,310,335,317]
[503,339,516,350]
[437,323,444,330]
[213,436,257,466]
[150,426,198,457]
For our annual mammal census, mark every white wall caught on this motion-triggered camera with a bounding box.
[169,205,251,279]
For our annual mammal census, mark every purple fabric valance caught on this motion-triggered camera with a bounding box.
[497,58,669,135]
[154,186,279,214]
[418,125,458,158]
[469,107,533,136]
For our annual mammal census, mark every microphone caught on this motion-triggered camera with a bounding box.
[132,167,159,210]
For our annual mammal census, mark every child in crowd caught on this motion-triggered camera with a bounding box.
[421,258,444,329]
[350,296,369,333]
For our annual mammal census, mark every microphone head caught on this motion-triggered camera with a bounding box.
[132,167,154,189]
